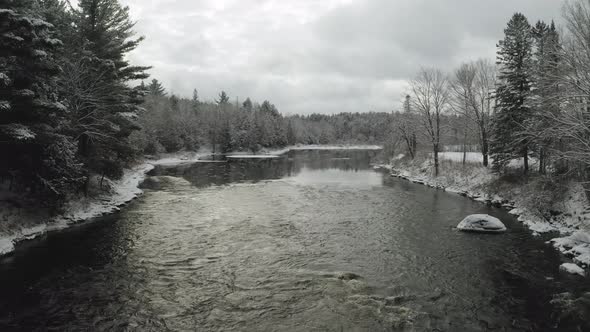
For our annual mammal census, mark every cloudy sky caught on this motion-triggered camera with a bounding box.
[121,0,564,115]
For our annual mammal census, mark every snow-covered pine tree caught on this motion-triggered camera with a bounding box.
[0,0,83,201]
[490,13,534,173]
[64,0,150,181]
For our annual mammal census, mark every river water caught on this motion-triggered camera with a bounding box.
[0,150,588,331]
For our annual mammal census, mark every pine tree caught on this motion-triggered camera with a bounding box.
[242,97,253,112]
[65,0,150,181]
[0,0,83,201]
[490,13,534,173]
[148,79,166,96]
[216,91,229,105]
[286,120,296,145]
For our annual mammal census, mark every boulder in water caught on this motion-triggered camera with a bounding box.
[457,214,506,233]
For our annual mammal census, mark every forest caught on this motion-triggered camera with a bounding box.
[132,82,394,155]
[3,0,590,209]
[395,2,590,183]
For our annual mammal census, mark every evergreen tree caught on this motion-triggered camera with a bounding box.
[191,88,200,114]
[148,79,166,96]
[242,97,253,112]
[191,88,199,104]
[286,120,296,146]
[216,90,229,105]
[490,13,534,173]
[65,0,150,181]
[219,120,233,153]
[0,0,83,201]
[169,94,179,112]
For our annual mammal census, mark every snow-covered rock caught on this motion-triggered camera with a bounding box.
[560,263,585,276]
[457,214,507,233]
[0,238,14,256]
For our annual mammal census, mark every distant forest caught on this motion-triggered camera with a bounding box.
[134,81,394,155]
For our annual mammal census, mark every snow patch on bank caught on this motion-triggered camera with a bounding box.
[560,263,586,276]
[226,155,279,159]
[286,144,383,151]
[0,238,14,256]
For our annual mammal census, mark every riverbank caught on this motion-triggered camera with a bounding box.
[0,150,213,256]
[379,154,590,275]
[0,145,383,257]
[0,163,155,256]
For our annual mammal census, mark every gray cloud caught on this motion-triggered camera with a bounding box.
[122,0,564,114]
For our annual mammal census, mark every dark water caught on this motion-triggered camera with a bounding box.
[0,150,588,331]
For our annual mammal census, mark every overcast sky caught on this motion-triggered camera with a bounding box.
[120,0,564,115]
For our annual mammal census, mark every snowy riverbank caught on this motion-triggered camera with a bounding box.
[0,163,155,256]
[0,151,214,256]
[379,154,590,276]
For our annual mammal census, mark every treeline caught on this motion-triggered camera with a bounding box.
[395,0,590,181]
[1,0,148,204]
[132,80,393,154]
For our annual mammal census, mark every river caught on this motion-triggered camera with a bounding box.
[0,150,588,331]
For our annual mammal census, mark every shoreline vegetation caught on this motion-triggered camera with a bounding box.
[0,145,382,257]
[375,152,590,276]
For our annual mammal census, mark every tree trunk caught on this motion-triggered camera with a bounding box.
[481,131,489,167]
[404,137,415,159]
[411,133,417,158]
[433,145,439,177]
[523,147,529,175]
[462,143,467,166]
[539,147,545,174]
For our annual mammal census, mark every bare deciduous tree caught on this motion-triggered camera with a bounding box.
[450,59,496,167]
[397,95,417,159]
[409,68,451,176]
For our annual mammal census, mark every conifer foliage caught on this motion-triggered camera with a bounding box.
[490,13,534,173]
[0,0,148,204]
[0,0,83,202]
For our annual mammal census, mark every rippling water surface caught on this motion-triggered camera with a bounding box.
[0,150,588,331]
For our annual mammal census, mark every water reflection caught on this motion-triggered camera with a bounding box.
[148,150,381,187]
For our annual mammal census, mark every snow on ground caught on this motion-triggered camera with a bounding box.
[287,144,382,151]
[226,155,279,159]
[560,263,586,276]
[438,152,483,164]
[0,238,13,256]
[437,152,539,169]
